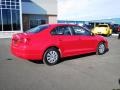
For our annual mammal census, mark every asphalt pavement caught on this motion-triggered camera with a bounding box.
[0,36,120,90]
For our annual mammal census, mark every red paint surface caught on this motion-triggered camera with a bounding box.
[11,24,108,60]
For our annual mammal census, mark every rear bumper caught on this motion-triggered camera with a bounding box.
[93,30,111,35]
[11,45,43,60]
[95,32,108,35]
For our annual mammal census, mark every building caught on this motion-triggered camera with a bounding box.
[22,0,57,31]
[0,0,57,38]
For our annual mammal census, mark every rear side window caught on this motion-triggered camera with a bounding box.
[25,25,49,33]
[51,26,72,35]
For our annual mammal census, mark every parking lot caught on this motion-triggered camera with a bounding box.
[0,36,120,90]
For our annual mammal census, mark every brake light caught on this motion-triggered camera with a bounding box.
[12,36,29,44]
[20,38,29,44]
[118,27,120,32]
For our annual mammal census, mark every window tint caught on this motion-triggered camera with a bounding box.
[97,25,108,27]
[51,26,72,35]
[72,26,91,36]
[25,25,49,33]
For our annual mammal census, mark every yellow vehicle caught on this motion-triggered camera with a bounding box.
[92,24,112,36]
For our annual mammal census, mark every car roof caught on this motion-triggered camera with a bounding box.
[47,24,90,31]
[48,23,79,27]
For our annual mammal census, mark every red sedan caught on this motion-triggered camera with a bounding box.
[11,24,108,65]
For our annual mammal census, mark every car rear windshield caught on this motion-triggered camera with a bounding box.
[97,25,108,27]
[25,25,50,33]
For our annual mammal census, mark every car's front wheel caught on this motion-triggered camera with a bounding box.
[43,48,60,65]
[96,42,106,55]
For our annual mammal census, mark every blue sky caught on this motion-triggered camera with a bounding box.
[57,0,120,21]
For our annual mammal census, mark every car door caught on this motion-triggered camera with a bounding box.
[72,26,97,54]
[51,25,81,57]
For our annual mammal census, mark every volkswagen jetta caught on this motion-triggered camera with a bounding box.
[11,24,108,65]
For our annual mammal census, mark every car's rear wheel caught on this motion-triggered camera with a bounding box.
[96,42,106,55]
[43,48,60,65]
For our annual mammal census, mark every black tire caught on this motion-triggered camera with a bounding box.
[118,33,120,39]
[43,48,60,65]
[96,42,106,55]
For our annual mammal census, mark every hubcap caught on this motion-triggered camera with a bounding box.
[99,44,105,54]
[46,51,58,63]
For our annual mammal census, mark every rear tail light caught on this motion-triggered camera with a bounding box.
[20,38,29,44]
[12,36,30,44]
[118,28,120,32]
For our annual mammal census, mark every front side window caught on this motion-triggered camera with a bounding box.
[72,26,91,36]
[51,26,72,35]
